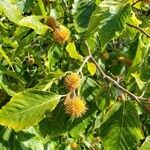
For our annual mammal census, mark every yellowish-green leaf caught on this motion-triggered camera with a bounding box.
[87,62,96,76]
[0,90,61,131]
[66,42,83,61]
[0,45,14,71]
[0,0,23,24]
[140,136,150,150]
[128,13,142,26]
[0,1,48,35]
[19,15,48,34]
[131,72,146,90]
[133,1,141,9]
[34,71,66,91]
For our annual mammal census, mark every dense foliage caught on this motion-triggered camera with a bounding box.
[0,0,150,149]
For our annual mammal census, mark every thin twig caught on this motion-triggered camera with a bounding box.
[84,41,147,103]
[127,23,150,38]
[77,56,90,75]
[91,56,147,102]
[131,0,142,7]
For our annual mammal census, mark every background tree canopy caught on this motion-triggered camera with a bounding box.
[0,0,150,149]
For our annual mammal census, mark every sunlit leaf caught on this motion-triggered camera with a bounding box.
[140,136,150,150]
[66,42,83,61]
[131,72,146,90]
[0,0,23,24]
[131,35,149,68]
[0,90,61,131]
[19,15,48,35]
[87,62,96,76]
[87,0,131,49]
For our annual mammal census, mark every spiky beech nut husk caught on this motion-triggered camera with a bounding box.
[64,97,87,118]
[45,17,57,30]
[64,73,81,91]
[117,56,126,64]
[125,59,133,67]
[144,0,150,3]
[53,25,70,44]
[144,98,150,112]
[101,51,109,60]
[70,142,78,149]
[44,0,55,5]
[27,58,35,65]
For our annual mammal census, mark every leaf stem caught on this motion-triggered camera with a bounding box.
[127,23,150,38]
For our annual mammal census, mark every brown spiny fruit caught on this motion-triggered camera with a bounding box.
[53,25,70,44]
[70,142,78,149]
[101,51,109,60]
[117,56,126,64]
[64,73,80,91]
[64,97,87,118]
[125,59,133,67]
[144,98,150,112]
[45,17,57,30]
[44,0,55,5]
[144,0,150,3]
[27,58,35,65]
[27,56,35,65]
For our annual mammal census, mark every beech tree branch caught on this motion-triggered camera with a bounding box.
[84,41,147,103]
[77,56,90,75]
[131,0,142,7]
[127,23,150,38]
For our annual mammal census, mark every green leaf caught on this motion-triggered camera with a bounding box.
[0,75,15,96]
[17,0,35,13]
[12,32,36,60]
[0,1,48,34]
[19,15,48,35]
[0,45,14,71]
[73,0,96,31]
[0,90,61,131]
[131,35,150,68]
[0,0,23,24]
[17,127,44,150]
[37,0,46,16]
[47,46,63,71]
[66,42,83,61]
[78,77,99,101]
[34,71,66,91]
[87,0,131,49]
[69,115,92,139]
[99,101,144,150]
[39,101,98,139]
[140,136,150,150]
[39,102,68,138]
